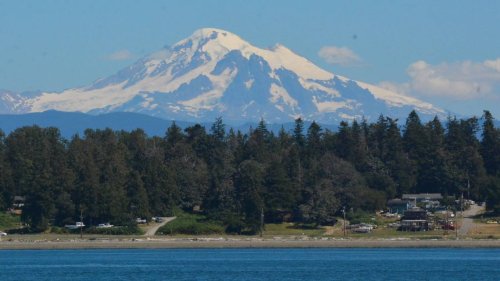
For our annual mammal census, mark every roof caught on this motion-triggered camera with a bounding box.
[387,199,410,205]
[402,193,443,200]
[13,196,26,201]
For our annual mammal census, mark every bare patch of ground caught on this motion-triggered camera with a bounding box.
[142,217,176,236]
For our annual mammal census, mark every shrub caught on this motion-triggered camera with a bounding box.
[347,210,375,225]
[84,225,143,235]
[0,212,20,230]
[50,226,69,234]
[224,216,245,234]
[6,227,33,234]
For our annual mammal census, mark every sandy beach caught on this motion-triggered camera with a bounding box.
[1,237,500,250]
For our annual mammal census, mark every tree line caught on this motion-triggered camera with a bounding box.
[0,110,499,233]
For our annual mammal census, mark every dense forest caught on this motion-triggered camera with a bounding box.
[0,110,499,233]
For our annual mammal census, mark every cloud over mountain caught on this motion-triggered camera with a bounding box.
[380,58,500,101]
[318,46,361,66]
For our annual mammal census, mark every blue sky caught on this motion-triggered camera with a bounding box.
[1,0,499,116]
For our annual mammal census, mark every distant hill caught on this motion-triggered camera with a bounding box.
[0,111,193,138]
[0,110,344,139]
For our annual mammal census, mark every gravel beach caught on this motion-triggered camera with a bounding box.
[1,237,499,250]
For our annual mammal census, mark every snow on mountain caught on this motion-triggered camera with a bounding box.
[3,28,445,123]
[0,90,35,113]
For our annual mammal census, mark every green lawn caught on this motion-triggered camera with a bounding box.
[0,212,21,230]
[157,213,224,235]
[262,223,326,237]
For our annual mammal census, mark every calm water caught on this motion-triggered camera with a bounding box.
[0,248,499,280]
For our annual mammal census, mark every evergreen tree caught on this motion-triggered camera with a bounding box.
[0,111,499,232]
[127,170,150,220]
[203,118,237,221]
[7,126,71,231]
[306,121,322,159]
[293,118,305,148]
[235,160,264,233]
[0,130,13,210]
[446,117,486,199]
[481,111,500,176]
[68,133,101,226]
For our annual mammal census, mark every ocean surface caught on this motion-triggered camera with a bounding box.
[0,248,499,280]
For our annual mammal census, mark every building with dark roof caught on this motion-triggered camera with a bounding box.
[387,199,411,214]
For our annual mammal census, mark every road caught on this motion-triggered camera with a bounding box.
[458,204,484,237]
[144,217,176,236]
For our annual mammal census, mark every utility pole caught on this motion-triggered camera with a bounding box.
[444,206,449,236]
[80,208,83,239]
[260,207,264,238]
[467,179,470,200]
[342,206,346,238]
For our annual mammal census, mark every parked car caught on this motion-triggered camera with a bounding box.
[387,222,401,228]
[136,218,147,224]
[65,222,85,230]
[97,223,114,228]
[352,226,372,233]
[442,224,455,230]
[0,231,8,236]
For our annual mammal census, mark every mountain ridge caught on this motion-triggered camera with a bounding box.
[0,110,343,138]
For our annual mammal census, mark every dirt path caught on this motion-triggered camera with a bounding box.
[459,204,484,236]
[144,217,176,236]
[325,219,346,236]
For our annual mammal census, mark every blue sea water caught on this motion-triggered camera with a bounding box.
[0,248,498,281]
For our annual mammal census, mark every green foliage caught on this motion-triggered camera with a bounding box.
[346,210,375,225]
[49,226,69,234]
[0,212,20,230]
[263,223,325,236]
[84,225,143,235]
[157,213,224,235]
[1,112,499,234]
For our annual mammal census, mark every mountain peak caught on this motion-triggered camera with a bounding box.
[177,27,252,62]
[190,27,236,39]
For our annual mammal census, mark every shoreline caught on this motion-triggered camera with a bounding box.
[1,237,500,250]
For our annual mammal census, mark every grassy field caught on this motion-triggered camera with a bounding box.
[262,223,326,237]
[156,213,224,235]
[0,212,20,230]
[2,211,498,240]
[468,223,500,239]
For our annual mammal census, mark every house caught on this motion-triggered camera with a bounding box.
[9,196,26,215]
[402,193,443,209]
[12,196,25,208]
[402,193,443,202]
[398,207,433,231]
[387,199,411,214]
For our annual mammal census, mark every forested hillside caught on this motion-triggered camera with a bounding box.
[0,111,499,233]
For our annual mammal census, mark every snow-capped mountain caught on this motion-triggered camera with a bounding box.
[1,28,445,123]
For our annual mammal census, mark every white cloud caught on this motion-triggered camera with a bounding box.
[379,58,500,100]
[318,46,361,66]
[484,58,500,72]
[107,50,134,61]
